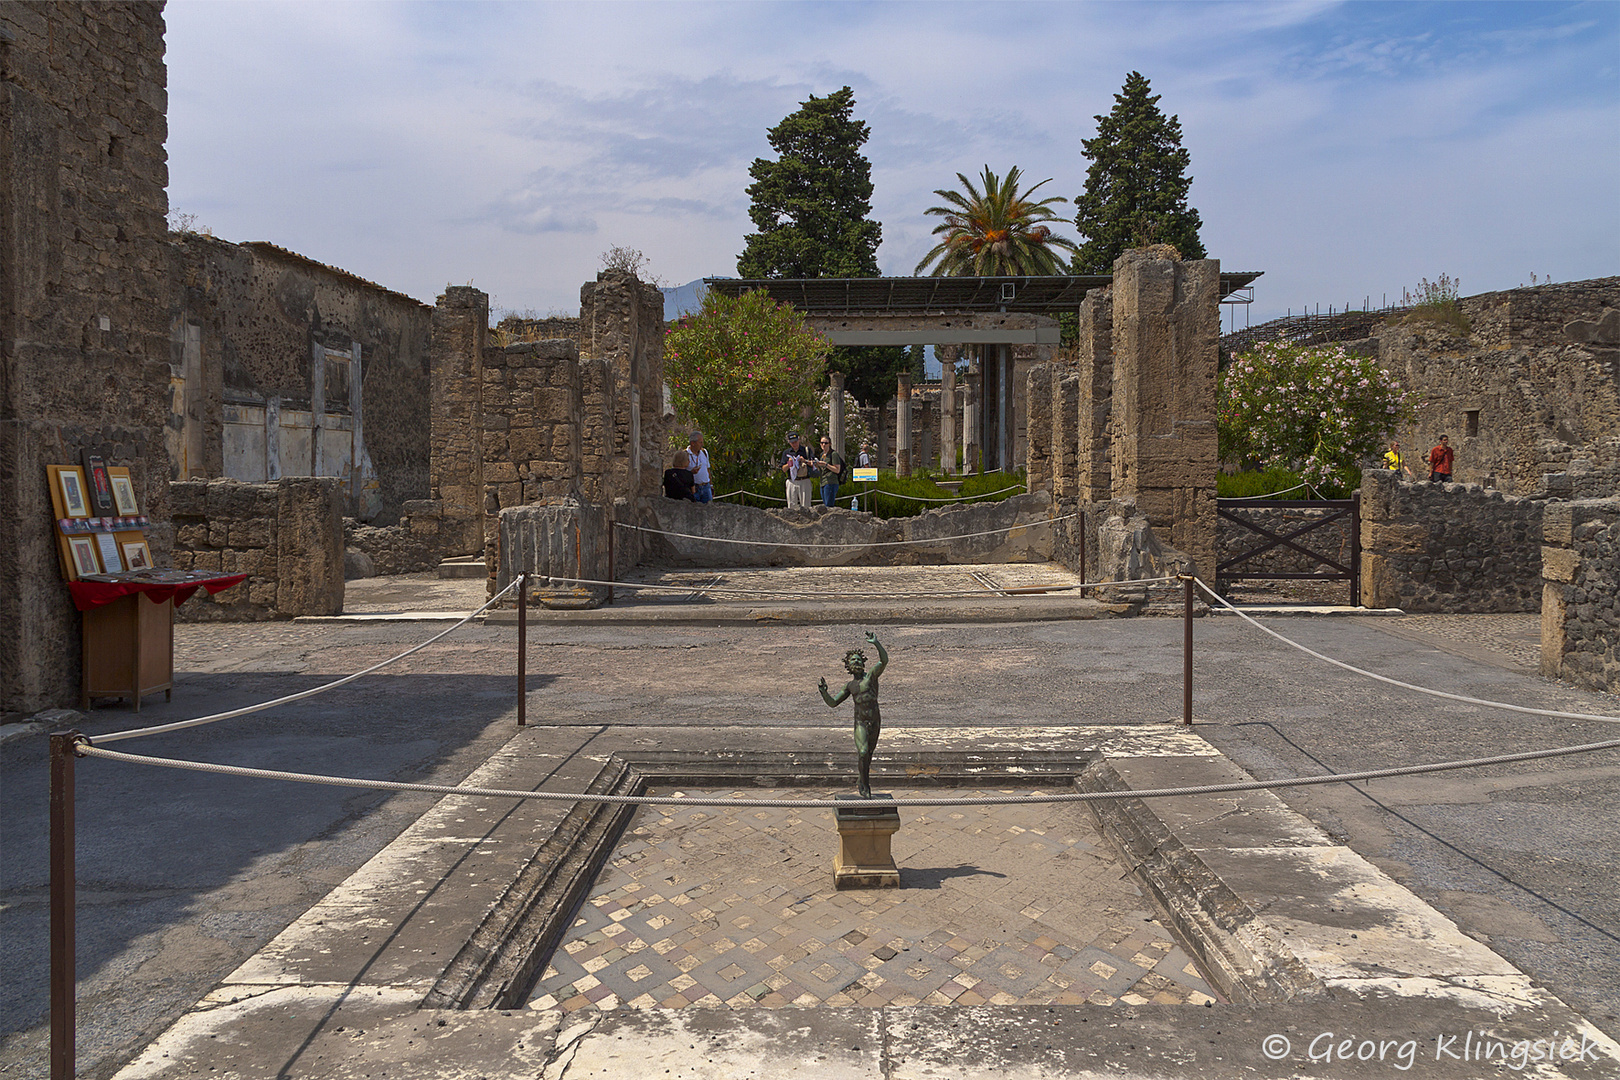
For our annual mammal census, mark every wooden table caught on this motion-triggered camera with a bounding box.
[69,574,247,711]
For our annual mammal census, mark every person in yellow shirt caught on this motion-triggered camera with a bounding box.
[1382,440,1412,479]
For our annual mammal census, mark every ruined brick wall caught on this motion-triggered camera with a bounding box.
[1,2,173,712]
[1374,278,1619,499]
[494,314,583,349]
[1541,498,1620,694]
[167,237,432,523]
[479,339,584,587]
[1024,365,1055,493]
[1359,468,1544,613]
[428,285,485,557]
[1075,287,1114,504]
[344,499,449,576]
[580,270,668,501]
[1110,252,1220,579]
[169,477,344,621]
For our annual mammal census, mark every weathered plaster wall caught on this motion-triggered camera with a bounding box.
[166,237,432,523]
[1,1,172,712]
[1541,497,1620,694]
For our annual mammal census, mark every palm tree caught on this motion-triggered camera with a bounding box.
[914,166,1080,276]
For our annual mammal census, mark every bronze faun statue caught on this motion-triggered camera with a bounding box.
[819,631,888,798]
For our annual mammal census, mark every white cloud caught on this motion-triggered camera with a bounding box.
[164,1,1618,318]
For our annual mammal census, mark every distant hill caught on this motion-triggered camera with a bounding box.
[661,279,707,321]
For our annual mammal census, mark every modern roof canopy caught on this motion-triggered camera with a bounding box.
[703,273,1263,315]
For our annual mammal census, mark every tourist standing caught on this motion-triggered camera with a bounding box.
[1383,440,1411,479]
[1427,435,1454,483]
[780,431,816,510]
[687,431,713,503]
[858,441,873,468]
[816,435,845,508]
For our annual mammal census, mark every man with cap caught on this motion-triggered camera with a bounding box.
[687,431,713,503]
[780,431,816,510]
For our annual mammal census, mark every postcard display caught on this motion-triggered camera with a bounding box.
[47,460,173,711]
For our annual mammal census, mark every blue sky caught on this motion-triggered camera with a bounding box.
[165,1,1618,327]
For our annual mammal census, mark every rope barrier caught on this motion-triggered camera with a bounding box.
[615,513,1077,549]
[92,576,526,745]
[536,573,1180,599]
[715,484,1023,505]
[714,489,787,503]
[73,734,1620,809]
[1193,577,1620,726]
[1219,482,1318,502]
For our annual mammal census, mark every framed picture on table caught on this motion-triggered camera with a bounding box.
[68,535,100,578]
[55,467,90,518]
[122,541,152,570]
[110,471,140,515]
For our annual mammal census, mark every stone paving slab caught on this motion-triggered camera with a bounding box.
[527,788,1219,1013]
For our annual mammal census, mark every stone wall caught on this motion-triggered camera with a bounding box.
[1,2,174,713]
[166,236,432,523]
[1074,287,1114,504]
[1541,498,1620,694]
[170,477,345,620]
[641,492,1054,568]
[344,499,449,576]
[580,269,669,500]
[1359,468,1544,613]
[428,285,486,557]
[1374,278,1619,498]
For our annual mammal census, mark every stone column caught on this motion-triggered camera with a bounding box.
[1024,364,1054,494]
[962,361,980,474]
[896,373,913,476]
[830,370,846,457]
[1110,250,1220,579]
[1076,288,1114,504]
[429,285,487,556]
[939,348,958,474]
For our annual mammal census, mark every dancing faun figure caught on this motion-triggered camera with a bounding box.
[819,632,888,798]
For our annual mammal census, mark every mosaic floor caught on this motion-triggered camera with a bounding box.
[527,788,1221,1012]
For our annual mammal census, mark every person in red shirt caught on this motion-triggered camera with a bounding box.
[1426,435,1454,483]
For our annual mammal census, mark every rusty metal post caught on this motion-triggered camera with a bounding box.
[1078,509,1086,589]
[50,731,78,1080]
[1183,577,1194,726]
[517,574,527,728]
[607,523,615,606]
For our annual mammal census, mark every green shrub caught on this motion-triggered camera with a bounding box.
[1401,274,1471,337]
[718,469,1026,518]
[1218,466,1357,501]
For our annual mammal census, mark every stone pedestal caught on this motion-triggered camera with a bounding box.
[834,796,900,889]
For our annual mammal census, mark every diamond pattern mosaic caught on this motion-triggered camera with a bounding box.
[526,788,1222,1012]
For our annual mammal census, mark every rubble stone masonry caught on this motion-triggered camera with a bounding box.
[428,286,486,558]
[1541,498,1619,694]
[2,2,173,712]
[1359,468,1544,613]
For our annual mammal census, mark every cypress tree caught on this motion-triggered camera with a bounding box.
[737,86,882,278]
[1071,72,1206,274]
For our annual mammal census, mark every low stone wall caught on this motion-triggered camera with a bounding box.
[344,499,452,577]
[1541,498,1620,693]
[170,478,345,620]
[639,493,1054,567]
[498,498,613,606]
[1360,469,1544,612]
[1050,498,1192,596]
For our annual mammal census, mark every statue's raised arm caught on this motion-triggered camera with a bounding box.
[865,632,888,680]
[818,675,849,707]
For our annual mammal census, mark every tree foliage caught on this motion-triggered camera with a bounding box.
[1071,72,1206,274]
[1218,340,1416,491]
[664,289,830,488]
[915,166,1079,276]
[737,87,882,279]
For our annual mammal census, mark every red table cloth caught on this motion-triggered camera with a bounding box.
[68,573,248,612]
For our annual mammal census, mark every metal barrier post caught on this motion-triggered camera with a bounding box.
[1078,509,1086,590]
[607,525,614,606]
[517,574,527,728]
[50,731,78,1080]
[1351,490,1362,608]
[1183,577,1194,726]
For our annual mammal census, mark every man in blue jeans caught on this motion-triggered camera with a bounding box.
[687,431,713,503]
